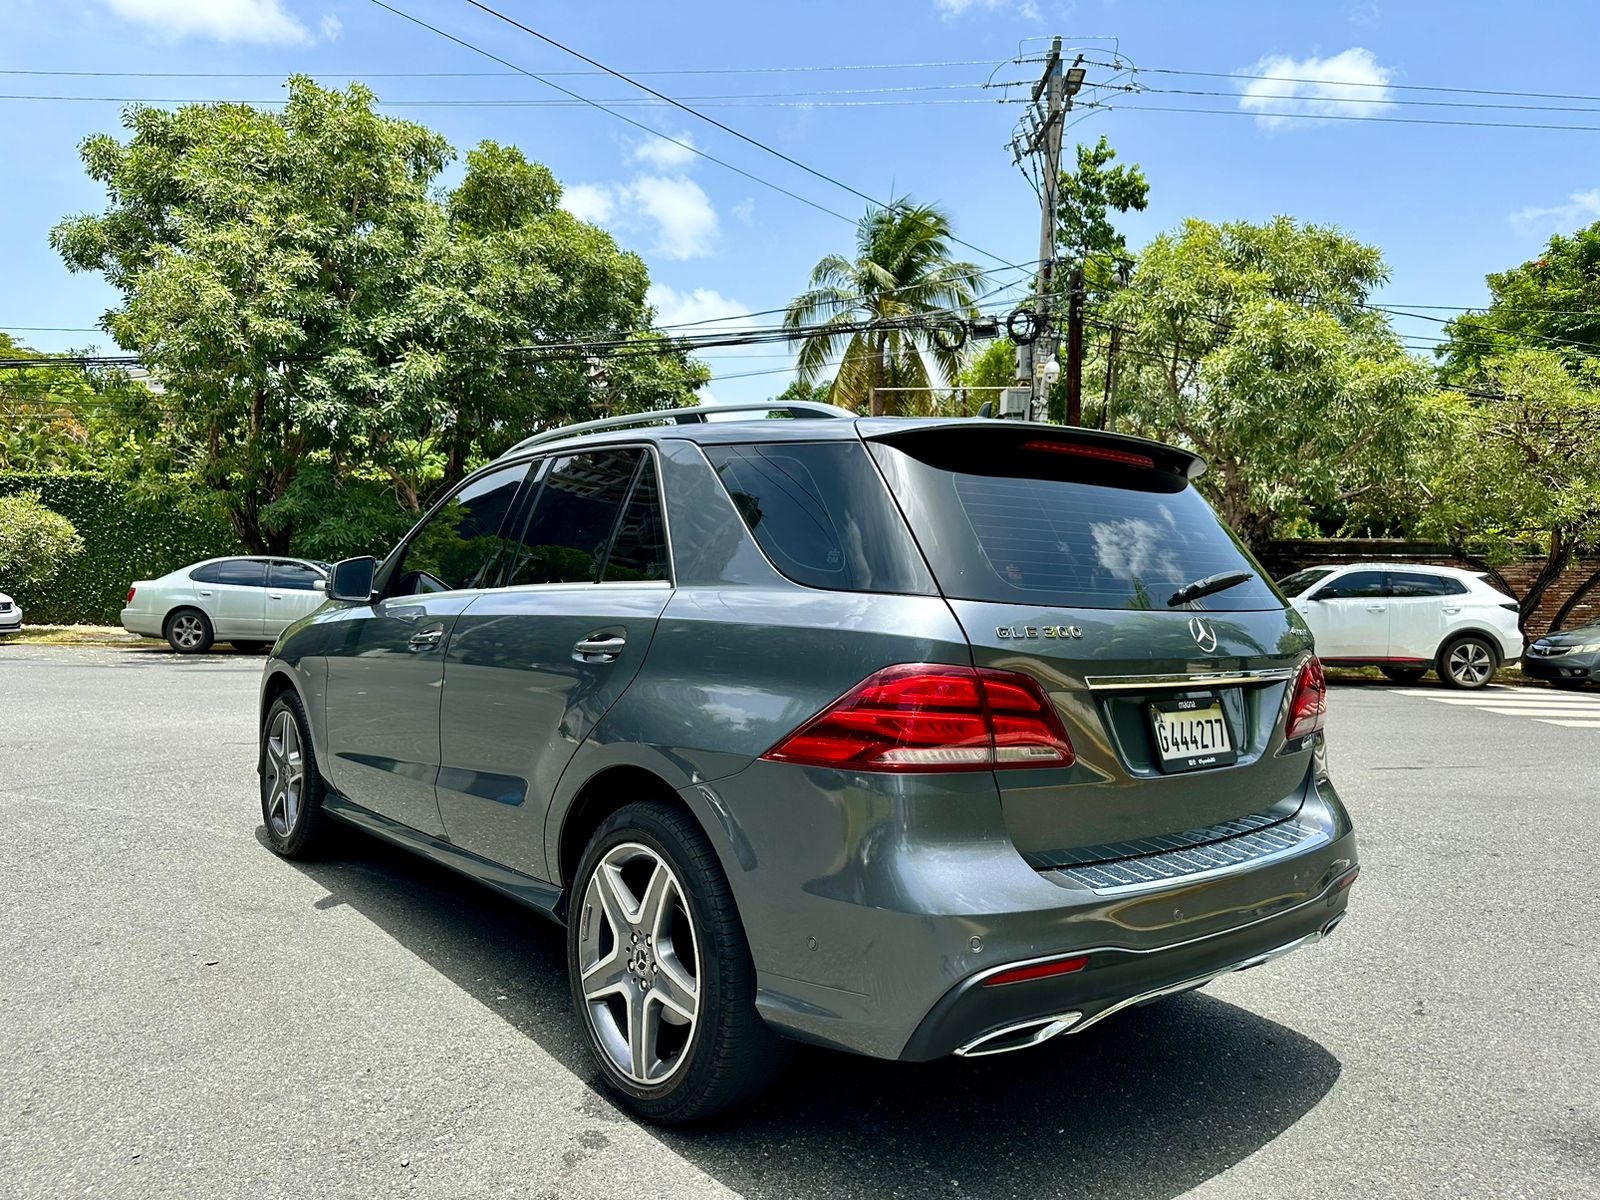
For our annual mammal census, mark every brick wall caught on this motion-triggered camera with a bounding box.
[1258,540,1600,636]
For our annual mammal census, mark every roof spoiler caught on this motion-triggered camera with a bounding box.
[858,419,1206,480]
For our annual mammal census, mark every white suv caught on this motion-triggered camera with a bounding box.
[1278,563,1523,689]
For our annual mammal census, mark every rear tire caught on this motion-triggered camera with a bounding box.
[567,800,789,1124]
[260,692,331,858]
[165,608,213,654]
[1439,635,1498,690]
[1379,666,1427,684]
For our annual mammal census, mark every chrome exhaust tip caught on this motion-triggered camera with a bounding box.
[1321,912,1346,939]
[953,1010,1083,1057]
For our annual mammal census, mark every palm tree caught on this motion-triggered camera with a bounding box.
[784,200,980,416]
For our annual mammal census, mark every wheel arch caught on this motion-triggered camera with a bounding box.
[555,764,694,897]
[1434,626,1506,670]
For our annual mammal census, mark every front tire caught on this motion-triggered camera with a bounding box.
[260,692,331,858]
[165,608,213,654]
[1439,635,1498,689]
[567,801,788,1124]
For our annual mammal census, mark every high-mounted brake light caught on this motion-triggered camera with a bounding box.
[1286,657,1328,741]
[762,663,1075,773]
[1022,440,1155,469]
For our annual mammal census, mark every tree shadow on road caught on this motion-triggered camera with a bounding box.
[268,824,1342,1200]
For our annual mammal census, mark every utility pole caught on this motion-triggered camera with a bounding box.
[1064,263,1085,425]
[1009,39,1085,421]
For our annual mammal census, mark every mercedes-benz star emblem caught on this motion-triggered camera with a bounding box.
[1188,616,1219,653]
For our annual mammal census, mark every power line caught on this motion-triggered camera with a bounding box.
[1138,85,1600,117]
[1086,99,1600,133]
[0,58,1021,81]
[395,0,1023,270]
[1096,62,1600,105]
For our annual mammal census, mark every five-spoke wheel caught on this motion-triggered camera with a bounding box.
[567,801,789,1123]
[577,843,700,1086]
[259,693,329,858]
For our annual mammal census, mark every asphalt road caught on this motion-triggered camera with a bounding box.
[1,643,1596,1199]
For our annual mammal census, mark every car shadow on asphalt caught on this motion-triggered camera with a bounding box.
[265,823,1342,1200]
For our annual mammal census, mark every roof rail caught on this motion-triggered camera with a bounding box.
[504,400,856,455]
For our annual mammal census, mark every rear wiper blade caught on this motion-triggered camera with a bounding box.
[1167,570,1254,608]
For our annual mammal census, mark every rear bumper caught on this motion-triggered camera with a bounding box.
[683,749,1357,1062]
[0,610,20,632]
[901,861,1354,1060]
[120,608,162,638]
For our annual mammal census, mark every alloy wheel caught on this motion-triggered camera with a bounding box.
[576,842,701,1086]
[1447,641,1493,687]
[263,710,304,837]
[170,614,206,651]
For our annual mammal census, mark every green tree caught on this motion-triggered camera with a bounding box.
[1417,350,1600,633]
[769,378,834,408]
[0,335,158,472]
[784,200,979,416]
[0,490,85,587]
[51,78,705,556]
[1106,216,1433,545]
[1056,135,1149,295]
[1438,221,1600,380]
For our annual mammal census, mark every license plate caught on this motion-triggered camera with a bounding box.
[1149,696,1236,773]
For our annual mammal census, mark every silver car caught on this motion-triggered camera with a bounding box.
[0,590,20,635]
[122,556,328,653]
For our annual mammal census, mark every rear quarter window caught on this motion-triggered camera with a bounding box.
[702,441,934,594]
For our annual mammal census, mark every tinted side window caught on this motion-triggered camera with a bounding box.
[603,460,670,583]
[400,464,528,594]
[506,450,640,586]
[1314,570,1387,599]
[705,441,933,594]
[1389,572,1461,597]
[270,561,324,591]
[193,559,266,586]
[1278,568,1335,598]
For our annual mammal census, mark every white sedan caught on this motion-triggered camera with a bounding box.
[1278,563,1524,689]
[121,556,329,653]
[0,590,20,635]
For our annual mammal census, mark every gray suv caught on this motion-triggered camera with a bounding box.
[258,403,1358,1123]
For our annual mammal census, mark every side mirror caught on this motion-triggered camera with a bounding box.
[312,577,327,593]
[328,556,377,603]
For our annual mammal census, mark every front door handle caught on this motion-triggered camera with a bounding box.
[573,634,627,663]
[408,627,444,652]
[1366,605,1387,612]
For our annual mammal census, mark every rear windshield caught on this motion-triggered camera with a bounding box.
[870,438,1282,611]
[1277,568,1335,597]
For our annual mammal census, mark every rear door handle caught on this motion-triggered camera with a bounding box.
[1442,606,1461,614]
[1366,605,1386,612]
[573,634,627,663]
[408,627,444,652]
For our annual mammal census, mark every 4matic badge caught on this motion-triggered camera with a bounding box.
[996,624,1083,640]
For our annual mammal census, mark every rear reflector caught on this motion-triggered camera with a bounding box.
[1286,657,1328,741]
[1021,440,1155,469]
[983,955,1091,987]
[762,663,1074,773]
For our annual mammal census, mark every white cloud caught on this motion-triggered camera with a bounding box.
[731,197,756,225]
[1509,188,1600,236]
[631,132,699,171]
[563,176,719,260]
[648,284,753,332]
[102,0,330,44]
[630,176,718,260]
[560,183,617,225]
[1237,48,1394,130]
[935,0,1039,17]
[318,12,341,41]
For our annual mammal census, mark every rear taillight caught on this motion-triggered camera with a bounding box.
[126,586,137,605]
[762,663,1075,772]
[1286,657,1328,741]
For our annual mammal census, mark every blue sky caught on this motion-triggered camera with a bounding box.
[5,0,1600,405]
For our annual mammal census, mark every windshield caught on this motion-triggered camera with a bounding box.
[1277,568,1335,597]
[869,439,1283,612]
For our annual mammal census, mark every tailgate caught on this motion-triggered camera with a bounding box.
[864,421,1314,858]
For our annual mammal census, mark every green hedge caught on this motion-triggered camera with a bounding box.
[0,472,241,624]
